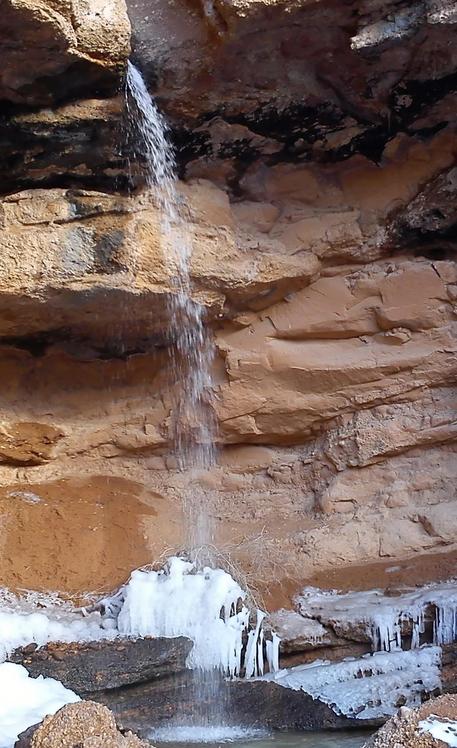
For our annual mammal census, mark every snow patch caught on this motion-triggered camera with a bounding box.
[419,715,457,746]
[259,647,442,720]
[0,662,79,748]
[7,491,42,504]
[0,604,115,663]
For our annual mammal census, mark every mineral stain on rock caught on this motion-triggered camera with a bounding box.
[0,476,181,596]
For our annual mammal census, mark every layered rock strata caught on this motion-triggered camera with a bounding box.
[0,0,455,606]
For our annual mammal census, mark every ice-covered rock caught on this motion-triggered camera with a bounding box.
[297,583,457,652]
[259,647,442,720]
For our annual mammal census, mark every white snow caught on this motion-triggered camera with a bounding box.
[0,662,79,748]
[297,583,457,652]
[117,556,278,676]
[6,491,42,504]
[419,715,457,746]
[259,646,442,720]
[0,602,115,663]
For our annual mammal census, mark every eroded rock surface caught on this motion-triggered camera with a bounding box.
[364,694,457,748]
[15,701,149,748]
[0,0,455,606]
[0,0,130,106]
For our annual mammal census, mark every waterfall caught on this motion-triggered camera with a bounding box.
[124,61,234,736]
[125,61,217,554]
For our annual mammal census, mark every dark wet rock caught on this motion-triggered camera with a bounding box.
[441,641,457,693]
[1,0,456,194]
[126,0,457,185]
[14,724,39,748]
[391,164,457,259]
[10,637,192,693]
[0,99,125,196]
[90,669,378,732]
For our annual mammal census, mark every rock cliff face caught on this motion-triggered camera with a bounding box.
[0,0,456,602]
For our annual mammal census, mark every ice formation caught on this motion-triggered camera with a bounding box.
[419,715,457,747]
[0,662,79,747]
[260,646,442,720]
[117,556,277,676]
[297,582,457,652]
[0,558,278,679]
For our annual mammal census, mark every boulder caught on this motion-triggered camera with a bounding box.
[15,701,149,748]
[90,669,373,732]
[364,693,457,748]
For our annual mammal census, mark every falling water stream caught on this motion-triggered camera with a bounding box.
[124,60,229,737]
[123,63,373,748]
[125,61,217,553]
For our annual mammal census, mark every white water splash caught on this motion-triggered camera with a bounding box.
[148,725,270,743]
[125,61,217,551]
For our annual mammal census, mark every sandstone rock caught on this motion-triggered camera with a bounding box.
[0,184,321,344]
[0,475,182,594]
[0,422,64,465]
[15,701,149,748]
[9,637,192,693]
[128,0,457,185]
[0,99,124,195]
[364,693,457,748]
[0,0,455,609]
[0,0,130,105]
[267,609,335,653]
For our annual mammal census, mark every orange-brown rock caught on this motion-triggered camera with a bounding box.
[16,701,149,748]
[0,178,456,599]
[0,475,182,594]
[0,0,130,106]
[364,694,457,748]
[0,0,456,607]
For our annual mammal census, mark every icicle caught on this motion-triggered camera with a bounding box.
[257,625,265,677]
[257,647,443,721]
[244,611,265,678]
[266,632,280,673]
[244,629,259,679]
[298,583,457,655]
